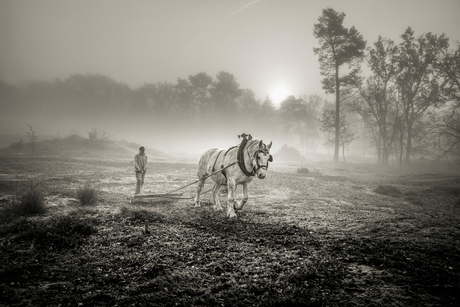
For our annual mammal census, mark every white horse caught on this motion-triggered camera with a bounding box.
[194,138,273,218]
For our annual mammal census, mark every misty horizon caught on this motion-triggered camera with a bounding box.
[1,1,459,160]
[0,71,326,156]
[1,1,459,97]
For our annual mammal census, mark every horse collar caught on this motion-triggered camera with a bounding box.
[237,140,257,177]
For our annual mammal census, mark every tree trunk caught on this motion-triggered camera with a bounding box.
[381,130,389,166]
[334,65,340,162]
[382,147,389,165]
[399,127,404,168]
[405,122,412,163]
[362,129,366,157]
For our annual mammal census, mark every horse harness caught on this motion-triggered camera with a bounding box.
[212,141,271,179]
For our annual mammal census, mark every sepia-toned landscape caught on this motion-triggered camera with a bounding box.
[1,1,460,306]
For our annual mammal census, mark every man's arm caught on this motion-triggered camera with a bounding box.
[134,155,141,172]
[143,156,148,172]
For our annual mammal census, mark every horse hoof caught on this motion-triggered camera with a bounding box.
[234,201,246,210]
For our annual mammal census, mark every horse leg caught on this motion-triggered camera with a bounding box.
[212,183,223,211]
[194,178,205,207]
[226,179,237,218]
[234,182,248,210]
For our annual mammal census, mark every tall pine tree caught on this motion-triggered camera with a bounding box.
[313,8,366,161]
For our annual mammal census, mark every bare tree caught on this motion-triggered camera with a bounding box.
[23,124,38,155]
[396,28,449,163]
[431,43,460,158]
[434,111,460,158]
[350,37,401,165]
[436,44,460,108]
[320,109,356,161]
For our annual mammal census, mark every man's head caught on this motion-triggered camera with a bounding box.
[139,146,145,155]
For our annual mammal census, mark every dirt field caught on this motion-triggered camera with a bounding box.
[1,151,459,306]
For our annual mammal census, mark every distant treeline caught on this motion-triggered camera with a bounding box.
[0,62,459,162]
[0,72,330,153]
[0,72,278,124]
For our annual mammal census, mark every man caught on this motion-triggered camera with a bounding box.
[134,146,148,195]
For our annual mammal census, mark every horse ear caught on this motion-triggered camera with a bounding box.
[267,141,272,151]
[259,140,263,150]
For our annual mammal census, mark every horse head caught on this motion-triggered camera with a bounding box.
[250,140,273,179]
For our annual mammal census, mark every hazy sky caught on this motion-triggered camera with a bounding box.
[1,0,459,104]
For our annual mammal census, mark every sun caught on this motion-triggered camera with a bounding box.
[271,85,290,106]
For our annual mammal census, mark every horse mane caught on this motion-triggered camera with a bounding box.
[244,138,271,152]
[245,138,261,151]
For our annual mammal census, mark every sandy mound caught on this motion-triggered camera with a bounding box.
[273,144,307,162]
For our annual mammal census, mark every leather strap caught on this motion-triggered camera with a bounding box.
[237,139,256,177]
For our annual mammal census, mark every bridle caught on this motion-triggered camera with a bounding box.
[245,146,272,175]
[235,139,273,177]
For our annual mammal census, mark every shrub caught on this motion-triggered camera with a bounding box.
[373,185,402,197]
[64,129,85,143]
[76,183,98,206]
[8,139,26,150]
[11,181,47,216]
[297,167,310,174]
[275,144,306,162]
[87,127,111,141]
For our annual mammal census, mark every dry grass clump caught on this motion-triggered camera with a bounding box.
[7,182,47,217]
[76,183,98,206]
